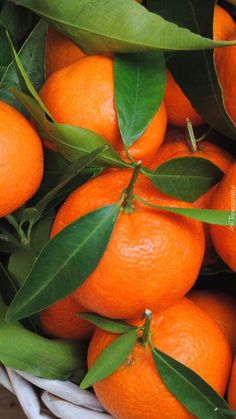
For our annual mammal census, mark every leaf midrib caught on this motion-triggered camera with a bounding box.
[8,205,119,319]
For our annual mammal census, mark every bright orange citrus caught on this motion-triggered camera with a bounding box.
[51,169,204,319]
[45,26,85,77]
[164,5,235,127]
[0,100,43,218]
[40,295,95,341]
[188,289,236,353]
[88,298,232,419]
[149,138,234,265]
[228,357,236,410]
[211,163,236,271]
[40,55,167,165]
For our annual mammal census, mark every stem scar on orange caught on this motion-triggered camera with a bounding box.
[50,169,205,319]
[39,55,167,166]
[88,298,232,419]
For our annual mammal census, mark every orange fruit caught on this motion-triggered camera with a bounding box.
[0,100,43,218]
[164,5,235,127]
[51,169,204,319]
[88,298,232,419]
[149,138,234,265]
[215,31,236,124]
[228,357,236,410]
[150,139,234,265]
[45,26,85,77]
[40,55,167,166]
[40,295,95,341]
[188,289,236,353]
[211,163,236,272]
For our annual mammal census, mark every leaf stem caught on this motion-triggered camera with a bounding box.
[123,160,142,213]
[5,215,28,245]
[186,118,199,153]
[140,309,153,346]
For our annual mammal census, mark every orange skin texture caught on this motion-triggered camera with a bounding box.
[149,139,234,265]
[88,298,232,419]
[45,26,85,77]
[0,100,43,218]
[40,55,167,166]
[164,5,235,127]
[211,163,236,272]
[51,169,204,319]
[188,290,236,354]
[215,31,236,124]
[39,295,95,341]
[228,357,236,410]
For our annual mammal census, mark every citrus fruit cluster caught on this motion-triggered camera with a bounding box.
[0,1,236,418]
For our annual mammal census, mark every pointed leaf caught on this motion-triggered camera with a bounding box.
[114,52,166,147]
[6,204,121,321]
[0,20,47,111]
[134,195,236,225]
[12,89,128,168]
[80,329,137,389]
[152,347,229,418]
[147,0,236,140]
[146,157,223,202]
[6,0,235,54]
[79,313,136,334]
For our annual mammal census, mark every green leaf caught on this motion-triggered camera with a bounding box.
[134,195,236,226]
[0,320,87,381]
[22,147,108,226]
[0,263,18,306]
[30,212,55,253]
[0,2,38,44]
[6,0,235,54]
[152,347,229,419]
[6,204,121,322]
[80,329,137,389]
[146,157,223,202]
[114,52,166,147]
[0,20,47,111]
[0,24,12,67]
[8,246,37,287]
[3,27,49,114]
[215,409,236,417]
[12,90,128,168]
[147,0,236,141]
[79,313,136,334]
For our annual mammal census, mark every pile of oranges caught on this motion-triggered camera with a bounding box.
[1,2,236,418]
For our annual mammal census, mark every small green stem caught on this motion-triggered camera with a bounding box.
[123,160,142,213]
[140,309,153,346]
[186,118,199,153]
[5,215,28,245]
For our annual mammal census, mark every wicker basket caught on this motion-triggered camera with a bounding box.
[0,365,112,419]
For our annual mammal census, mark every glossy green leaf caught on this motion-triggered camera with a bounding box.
[6,204,121,321]
[0,2,38,43]
[80,329,137,389]
[146,157,223,202]
[1,25,48,113]
[114,52,166,147]
[0,320,87,381]
[6,0,235,54]
[23,147,107,226]
[0,263,17,306]
[30,212,55,253]
[152,347,229,418]
[0,24,12,67]
[79,313,136,334]
[134,195,236,226]
[12,89,128,168]
[147,0,236,140]
[8,246,37,287]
